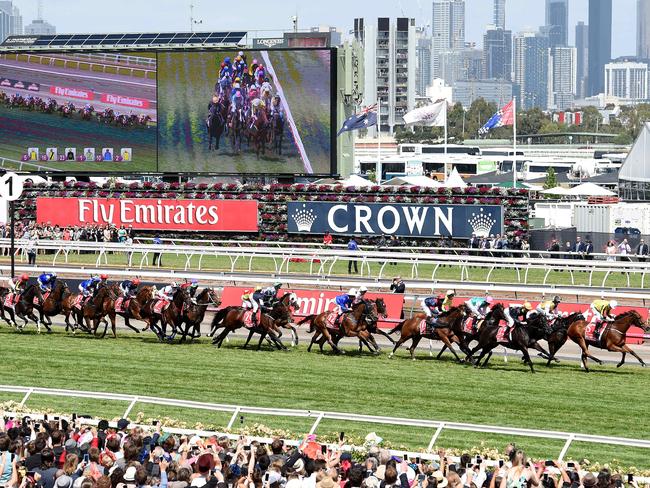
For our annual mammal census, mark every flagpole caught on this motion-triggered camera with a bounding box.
[444,101,448,182]
[512,96,517,188]
[377,98,381,183]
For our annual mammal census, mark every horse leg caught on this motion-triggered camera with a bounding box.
[374,327,395,345]
[242,328,255,349]
[389,334,409,358]
[409,336,423,360]
[322,329,343,354]
[429,339,434,357]
[307,331,319,352]
[436,345,448,359]
[474,344,496,368]
[256,330,267,350]
[482,351,493,367]
[439,334,462,362]
[290,326,298,347]
[531,341,553,361]
[520,347,535,373]
[612,344,646,368]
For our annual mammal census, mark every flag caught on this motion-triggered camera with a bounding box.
[403,100,447,126]
[337,105,377,136]
[478,100,514,135]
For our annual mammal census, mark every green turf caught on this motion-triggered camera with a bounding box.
[0,327,648,468]
[7,251,647,290]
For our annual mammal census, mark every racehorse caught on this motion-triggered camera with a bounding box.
[228,107,245,154]
[299,299,381,354]
[541,312,584,366]
[0,285,44,332]
[466,303,552,373]
[241,292,299,348]
[177,288,221,342]
[210,305,287,351]
[249,109,269,159]
[140,288,189,341]
[206,99,226,150]
[112,285,156,333]
[270,111,284,155]
[567,310,650,371]
[387,306,469,361]
[34,281,71,330]
[80,286,118,338]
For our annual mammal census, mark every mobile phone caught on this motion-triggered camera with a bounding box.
[264,473,270,483]
[43,414,48,421]
[627,474,633,483]
[34,423,40,430]
[418,475,426,482]
[243,446,251,451]
[83,454,89,463]
[567,463,575,469]
[404,453,409,462]
[415,456,421,464]
[153,420,159,426]
[72,413,77,421]
[339,432,345,442]
[321,445,327,454]
[499,460,504,468]
[27,471,35,478]
[159,456,164,462]
[525,462,531,468]
[240,415,244,424]
[543,474,549,481]
[465,463,473,469]
[545,460,554,467]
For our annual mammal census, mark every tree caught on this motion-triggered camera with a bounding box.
[543,167,557,190]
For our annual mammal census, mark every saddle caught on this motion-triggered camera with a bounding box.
[496,325,511,343]
[115,297,131,313]
[585,321,607,343]
[419,318,442,335]
[34,290,50,305]
[153,299,169,315]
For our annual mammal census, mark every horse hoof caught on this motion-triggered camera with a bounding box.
[388,353,394,359]
[616,363,623,368]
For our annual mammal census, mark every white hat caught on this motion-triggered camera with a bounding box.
[609,300,618,308]
[286,479,302,488]
[190,478,207,488]
[359,286,368,292]
[124,467,137,482]
[348,288,357,295]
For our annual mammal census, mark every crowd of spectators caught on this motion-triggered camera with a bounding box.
[547,237,649,262]
[0,416,643,488]
[1,224,136,244]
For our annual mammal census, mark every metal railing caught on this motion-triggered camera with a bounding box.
[1,53,155,78]
[2,385,649,462]
[0,156,62,172]
[3,239,650,289]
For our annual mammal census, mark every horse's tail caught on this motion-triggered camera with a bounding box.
[297,314,316,332]
[388,320,405,335]
[211,307,231,326]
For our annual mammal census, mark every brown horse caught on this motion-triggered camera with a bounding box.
[0,284,44,332]
[211,305,286,350]
[250,109,269,158]
[242,292,299,348]
[567,310,650,371]
[34,281,70,331]
[81,286,119,338]
[387,306,469,361]
[299,299,380,354]
[113,286,156,333]
[140,288,189,341]
[177,288,221,342]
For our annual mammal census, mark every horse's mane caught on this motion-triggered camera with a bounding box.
[617,310,641,319]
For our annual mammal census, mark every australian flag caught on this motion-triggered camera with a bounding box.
[478,100,514,135]
[337,104,378,136]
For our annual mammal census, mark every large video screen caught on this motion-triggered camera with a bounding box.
[0,52,157,172]
[0,48,334,175]
[157,49,333,174]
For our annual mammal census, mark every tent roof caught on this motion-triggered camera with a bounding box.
[619,122,650,182]
[340,174,374,186]
[540,186,572,195]
[383,175,442,187]
[567,182,616,196]
[442,167,468,188]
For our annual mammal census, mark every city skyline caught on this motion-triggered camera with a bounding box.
[5,0,638,58]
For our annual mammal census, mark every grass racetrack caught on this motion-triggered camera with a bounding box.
[0,327,648,468]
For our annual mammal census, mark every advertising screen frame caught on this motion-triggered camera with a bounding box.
[0,46,338,177]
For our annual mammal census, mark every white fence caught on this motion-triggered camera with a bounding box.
[3,238,650,289]
[2,385,649,462]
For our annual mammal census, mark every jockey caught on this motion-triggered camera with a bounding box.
[421,292,443,326]
[248,85,259,100]
[8,273,29,297]
[181,279,199,301]
[260,78,273,97]
[439,290,455,312]
[119,278,140,298]
[158,282,178,302]
[465,296,493,320]
[504,302,532,327]
[590,299,617,336]
[230,91,244,112]
[334,289,355,325]
[270,95,284,119]
[78,276,101,298]
[241,289,259,326]
[355,286,368,303]
[219,56,233,78]
[261,282,282,309]
[536,296,561,321]
[254,64,265,84]
[230,78,242,99]
[37,272,56,293]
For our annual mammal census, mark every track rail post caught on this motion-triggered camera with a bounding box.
[558,434,575,461]
[19,388,33,407]
[227,407,241,429]
[123,396,139,419]
[308,412,325,434]
[427,423,445,451]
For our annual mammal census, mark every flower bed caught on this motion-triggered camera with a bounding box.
[17,181,529,242]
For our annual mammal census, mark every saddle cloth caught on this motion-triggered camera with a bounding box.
[4,293,16,308]
[33,291,50,305]
[326,311,339,330]
[419,319,428,335]
[463,317,475,334]
[115,297,131,313]
[72,294,85,311]
[496,325,512,343]
[585,322,605,342]
[153,299,168,315]
[243,310,258,328]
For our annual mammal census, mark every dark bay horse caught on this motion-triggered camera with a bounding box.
[34,281,71,330]
[250,110,269,158]
[270,111,284,155]
[567,310,650,371]
[82,286,118,338]
[211,305,286,350]
[207,99,226,150]
[387,306,468,361]
[242,292,299,348]
[228,107,245,153]
[141,288,189,341]
[177,288,221,342]
[300,299,381,354]
[113,286,156,333]
[1,285,44,332]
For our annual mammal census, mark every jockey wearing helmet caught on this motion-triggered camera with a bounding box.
[270,95,284,119]
[355,286,368,303]
[504,302,532,327]
[536,296,561,321]
[254,64,265,84]
[260,78,273,96]
[231,91,244,112]
[78,275,102,298]
[158,282,178,302]
[465,295,493,320]
[333,289,356,327]
[439,290,455,312]
[420,290,447,326]
[8,273,29,297]
[119,278,141,298]
[181,279,200,301]
[37,272,57,293]
[261,282,282,309]
[242,288,260,326]
[590,298,618,337]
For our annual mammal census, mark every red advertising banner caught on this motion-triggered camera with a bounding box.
[100,93,150,109]
[220,287,405,329]
[49,85,94,100]
[36,198,258,232]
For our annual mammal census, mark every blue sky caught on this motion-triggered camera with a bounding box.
[15,0,636,57]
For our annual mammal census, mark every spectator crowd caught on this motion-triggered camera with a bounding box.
[0,415,643,488]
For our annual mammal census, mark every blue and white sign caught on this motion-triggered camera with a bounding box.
[287,202,503,238]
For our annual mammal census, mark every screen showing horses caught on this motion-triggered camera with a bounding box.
[0,51,158,173]
[157,49,333,175]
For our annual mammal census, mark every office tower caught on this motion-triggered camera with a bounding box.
[0,1,22,42]
[638,0,650,58]
[493,0,506,29]
[483,28,512,81]
[588,0,612,95]
[545,0,568,47]
[416,29,432,95]
[440,47,483,85]
[431,0,465,78]
[353,17,416,133]
[575,21,589,98]
[605,60,648,102]
[514,32,549,109]
[548,47,577,110]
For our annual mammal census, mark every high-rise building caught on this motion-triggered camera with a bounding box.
[514,32,549,110]
[431,0,465,78]
[493,0,506,29]
[638,0,650,59]
[483,28,512,81]
[416,29,432,96]
[353,17,416,134]
[575,21,589,98]
[24,18,55,35]
[605,60,649,102]
[548,47,577,110]
[588,0,612,96]
[0,1,22,42]
[545,0,568,47]
[440,47,483,85]
[453,79,513,109]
